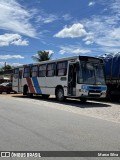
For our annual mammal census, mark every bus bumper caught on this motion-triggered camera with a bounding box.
[78,85,107,98]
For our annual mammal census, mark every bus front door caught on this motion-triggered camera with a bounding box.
[68,63,76,96]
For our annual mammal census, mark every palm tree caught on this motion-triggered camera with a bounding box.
[1,64,12,71]
[32,50,53,62]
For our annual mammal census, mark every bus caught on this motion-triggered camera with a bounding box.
[12,56,107,102]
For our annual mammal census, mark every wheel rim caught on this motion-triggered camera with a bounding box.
[58,89,63,99]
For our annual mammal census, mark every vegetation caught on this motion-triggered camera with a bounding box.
[32,50,53,62]
[0,64,13,71]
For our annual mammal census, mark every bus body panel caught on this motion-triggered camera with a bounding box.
[12,56,107,100]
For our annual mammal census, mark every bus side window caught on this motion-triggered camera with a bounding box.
[56,61,67,76]
[39,64,46,77]
[14,68,19,79]
[23,67,30,78]
[46,63,56,77]
[19,70,22,79]
[31,66,38,77]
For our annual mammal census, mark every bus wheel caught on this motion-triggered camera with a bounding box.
[42,94,50,99]
[23,85,28,95]
[56,88,65,102]
[80,97,87,103]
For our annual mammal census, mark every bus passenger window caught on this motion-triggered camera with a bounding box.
[14,68,19,79]
[23,67,30,78]
[57,61,67,76]
[31,66,38,77]
[39,64,46,77]
[46,63,56,77]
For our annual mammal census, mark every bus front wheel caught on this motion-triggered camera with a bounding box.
[56,88,65,102]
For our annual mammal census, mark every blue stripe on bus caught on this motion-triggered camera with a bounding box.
[32,77,42,94]
[87,85,107,91]
[82,85,107,91]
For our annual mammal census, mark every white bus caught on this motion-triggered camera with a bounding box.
[12,56,107,102]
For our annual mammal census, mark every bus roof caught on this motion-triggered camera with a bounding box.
[14,55,102,69]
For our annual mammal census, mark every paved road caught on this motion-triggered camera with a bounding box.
[0,94,120,160]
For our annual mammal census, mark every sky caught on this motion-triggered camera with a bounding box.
[0,0,120,67]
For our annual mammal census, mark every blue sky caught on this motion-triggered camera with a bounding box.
[0,0,120,66]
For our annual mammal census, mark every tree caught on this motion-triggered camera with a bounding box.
[1,64,12,71]
[32,50,53,62]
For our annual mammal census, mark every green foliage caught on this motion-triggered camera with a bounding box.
[1,64,12,71]
[32,50,53,62]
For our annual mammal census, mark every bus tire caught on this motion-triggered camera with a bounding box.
[80,97,87,103]
[56,87,65,102]
[23,85,28,95]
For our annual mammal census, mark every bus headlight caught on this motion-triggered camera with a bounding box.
[81,85,88,90]
[79,89,88,93]
[80,85,88,93]
[81,89,88,92]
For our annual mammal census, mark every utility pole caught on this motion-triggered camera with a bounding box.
[4,62,6,71]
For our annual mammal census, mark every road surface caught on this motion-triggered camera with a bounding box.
[0,94,120,160]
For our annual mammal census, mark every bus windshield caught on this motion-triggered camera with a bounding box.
[77,62,105,85]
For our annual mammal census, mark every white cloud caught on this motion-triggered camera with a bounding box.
[0,0,37,37]
[0,62,4,66]
[0,62,23,67]
[81,0,120,50]
[85,41,93,45]
[83,32,94,45]
[0,33,29,46]
[11,63,23,66]
[109,0,120,14]
[97,38,120,47]
[11,39,28,46]
[109,28,120,39]
[54,23,87,38]
[83,16,120,47]
[59,46,91,54]
[100,47,120,54]
[62,14,72,21]
[0,55,24,60]
[36,14,58,24]
[88,1,95,6]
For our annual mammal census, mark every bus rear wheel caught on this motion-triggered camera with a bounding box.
[23,85,28,95]
[56,88,65,102]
